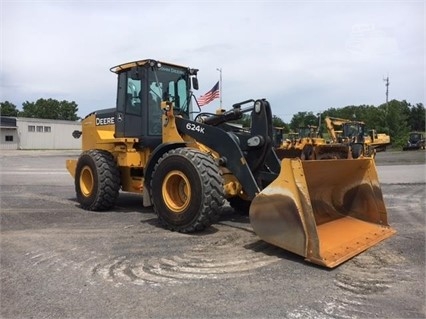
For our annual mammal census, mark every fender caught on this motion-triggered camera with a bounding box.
[175,117,261,199]
[144,142,186,190]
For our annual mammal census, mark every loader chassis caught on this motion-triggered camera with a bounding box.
[66,59,395,268]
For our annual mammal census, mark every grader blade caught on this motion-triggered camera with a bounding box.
[249,158,396,268]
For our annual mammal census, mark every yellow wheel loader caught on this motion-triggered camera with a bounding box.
[275,126,327,160]
[66,59,395,268]
[323,116,391,159]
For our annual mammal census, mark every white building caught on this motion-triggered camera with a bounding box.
[0,116,81,150]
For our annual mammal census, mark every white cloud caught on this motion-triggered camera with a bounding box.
[1,1,424,122]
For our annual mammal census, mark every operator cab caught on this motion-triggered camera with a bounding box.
[110,59,198,147]
[342,122,365,143]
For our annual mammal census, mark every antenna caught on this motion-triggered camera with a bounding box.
[383,75,390,135]
[383,75,389,104]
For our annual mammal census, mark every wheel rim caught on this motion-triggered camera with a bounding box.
[162,170,191,213]
[80,165,94,197]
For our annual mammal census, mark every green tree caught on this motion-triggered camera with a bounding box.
[408,103,425,132]
[289,111,319,131]
[20,98,79,120]
[231,113,289,132]
[272,115,289,132]
[0,101,19,116]
[378,100,410,148]
[232,113,251,127]
[58,100,79,121]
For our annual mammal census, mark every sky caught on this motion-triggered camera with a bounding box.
[1,1,424,122]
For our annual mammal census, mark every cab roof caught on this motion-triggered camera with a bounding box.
[109,59,189,74]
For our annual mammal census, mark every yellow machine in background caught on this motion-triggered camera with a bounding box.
[366,130,391,152]
[66,59,395,268]
[275,125,326,160]
[324,116,391,158]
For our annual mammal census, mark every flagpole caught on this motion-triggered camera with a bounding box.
[216,67,222,108]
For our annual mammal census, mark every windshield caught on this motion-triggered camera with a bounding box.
[410,133,420,140]
[148,65,191,114]
[343,123,364,138]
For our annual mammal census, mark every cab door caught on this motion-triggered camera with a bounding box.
[115,70,144,138]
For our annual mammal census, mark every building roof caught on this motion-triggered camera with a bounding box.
[1,116,81,126]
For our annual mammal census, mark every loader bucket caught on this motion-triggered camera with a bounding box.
[275,148,303,160]
[249,158,396,268]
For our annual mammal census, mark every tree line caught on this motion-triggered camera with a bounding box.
[1,98,424,148]
[0,99,79,121]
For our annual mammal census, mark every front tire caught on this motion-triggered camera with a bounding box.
[351,144,363,159]
[150,148,225,233]
[75,150,120,211]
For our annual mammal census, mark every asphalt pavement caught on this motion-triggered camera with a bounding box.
[0,149,425,319]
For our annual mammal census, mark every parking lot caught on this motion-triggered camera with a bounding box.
[1,150,425,319]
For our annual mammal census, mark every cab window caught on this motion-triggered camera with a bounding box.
[126,77,142,115]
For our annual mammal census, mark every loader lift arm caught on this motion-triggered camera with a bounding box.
[175,99,281,199]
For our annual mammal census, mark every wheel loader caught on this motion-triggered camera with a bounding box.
[323,116,391,159]
[66,59,395,268]
[275,125,327,160]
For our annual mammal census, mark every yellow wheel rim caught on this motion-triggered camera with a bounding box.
[162,170,191,213]
[80,166,94,197]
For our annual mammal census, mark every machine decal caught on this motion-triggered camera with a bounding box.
[185,123,205,134]
[96,116,115,126]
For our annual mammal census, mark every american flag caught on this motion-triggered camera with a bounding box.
[198,81,220,107]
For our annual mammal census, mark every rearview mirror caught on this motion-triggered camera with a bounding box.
[192,77,199,90]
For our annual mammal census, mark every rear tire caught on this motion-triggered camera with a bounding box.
[75,150,120,211]
[150,148,225,233]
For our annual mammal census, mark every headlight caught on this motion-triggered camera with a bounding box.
[255,101,262,113]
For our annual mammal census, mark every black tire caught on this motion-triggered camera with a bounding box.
[150,148,225,233]
[75,150,120,211]
[351,144,363,159]
[302,145,314,160]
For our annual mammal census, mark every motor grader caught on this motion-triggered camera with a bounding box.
[66,59,395,268]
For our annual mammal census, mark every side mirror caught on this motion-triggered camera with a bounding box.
[72,130,82,139]
[192,77,199,90]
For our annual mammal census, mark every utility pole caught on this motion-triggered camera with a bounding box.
[217,68,223,108]
[383,75,390,135]
[383,75,389,104]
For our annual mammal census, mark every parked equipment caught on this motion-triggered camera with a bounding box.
[324,116,391,159]
[66,59,395,268]
[403,132,425,151]
[366,129,391,152]
[275,126,326,160]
